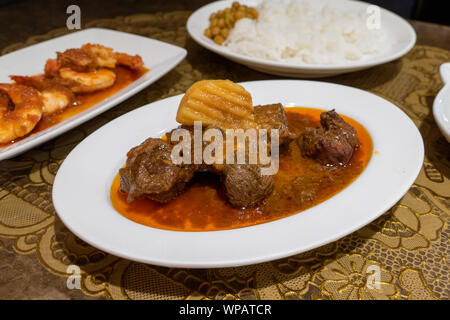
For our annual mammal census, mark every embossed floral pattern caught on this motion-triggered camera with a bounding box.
[320,254,396,300]
[358,186,445,250]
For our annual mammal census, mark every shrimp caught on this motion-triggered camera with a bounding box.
[10,75,75,115]
[80,43,116,69]
[40,89,73,115]
[0,91,11,110]
[41,44,141,94]
[58,67,116,93]
[44,59,61,77]
[57,48,96,72]
[54,44,144,72]
[0,84,43,144]
[114,52,144,70]
[81,43,144,70]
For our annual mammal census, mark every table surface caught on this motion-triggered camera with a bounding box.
[0,1,449,300]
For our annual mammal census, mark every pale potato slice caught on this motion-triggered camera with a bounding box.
[176,80,256,129]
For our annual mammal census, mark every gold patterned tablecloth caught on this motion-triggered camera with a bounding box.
[0,12,448,300]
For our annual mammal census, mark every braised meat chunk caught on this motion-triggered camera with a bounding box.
[298,110,360,165]
[254,103,293,145]
[119,138,195,203]
[222,164,274,208]
[166,124,277,207]
[119,100,297,208]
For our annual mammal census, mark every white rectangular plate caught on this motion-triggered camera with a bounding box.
[0,28,186,161]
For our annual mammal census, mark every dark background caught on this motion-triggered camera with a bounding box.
[0,0,448,52]
[367,0,449,26]
[0,0,446,22]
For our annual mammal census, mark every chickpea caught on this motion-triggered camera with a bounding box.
[211,26,221,36]
[220,28,229,38]
[204,2,258,45]
[249,8,258,19]
[214,35,225,45]
[235,11,244,20]
[204,28,212,38]
[225,15,234,27]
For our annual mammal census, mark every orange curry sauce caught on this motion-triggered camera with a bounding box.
[0,66,148,147]
[110,107,373,232]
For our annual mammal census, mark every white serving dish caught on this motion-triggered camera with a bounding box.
[187,0,416,78]
[0,28,187,160]
[53,80,424,268]
[433,63,450,142]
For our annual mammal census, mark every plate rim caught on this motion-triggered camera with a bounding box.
[0,27,187,161]
[433,84,450,142]
[186,0,417,72]
[53,79,424,268]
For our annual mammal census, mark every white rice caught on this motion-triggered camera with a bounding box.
[223,0,389,65]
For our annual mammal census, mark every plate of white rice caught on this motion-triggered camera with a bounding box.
[187,0,416,77]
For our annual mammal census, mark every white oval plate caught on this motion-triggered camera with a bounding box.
[187,0,416,78]
[0,28,186,161]
[53,80,424,268]
[433,63,450,142]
